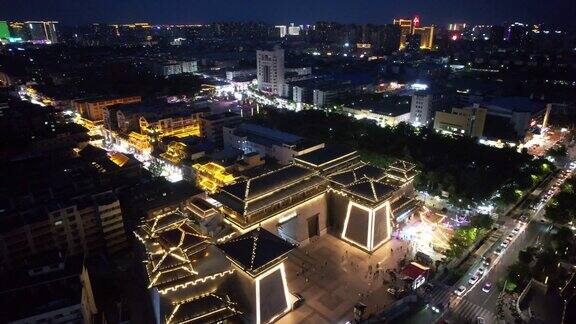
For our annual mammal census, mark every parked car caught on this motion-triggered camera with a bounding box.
[494,248,503,255]
[476,267,486,276]
[483,257,492,267]
[469,275,480,285]
[454,285,466,297]
[482,282,492,293]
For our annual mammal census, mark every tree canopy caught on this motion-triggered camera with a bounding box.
[253,109,536,205]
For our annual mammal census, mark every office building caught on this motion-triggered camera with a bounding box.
[434,106,487,137]
[26,21,58,44]
[288,23,300,36]
[8,22,27,42]
[342,96,411,127]
[0,255,96,323]
[0,21,9,42]
[482,97,546,138]
[257,46,285,96]
[393,18,413,49]
[275,25,287,38]
[153,60,198,76]
[394,16,434,50]
[448,23,467,31]
[200,112,243,146]
[223,123,324,165]
[413,26,435,49]
[409,91,433,126]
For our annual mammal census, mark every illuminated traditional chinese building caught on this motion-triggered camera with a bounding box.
[134,209,241,324]
[327,161,417,252]
[135,208,298,323]
[161,141,190,165]
[217,227,297,324]
[211,165,329,245]
[211,144,419,253]
[192,162,236,193]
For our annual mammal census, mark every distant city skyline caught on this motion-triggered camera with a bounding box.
[1,0,575,29]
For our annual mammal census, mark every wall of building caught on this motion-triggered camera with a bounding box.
[262,193,328,246]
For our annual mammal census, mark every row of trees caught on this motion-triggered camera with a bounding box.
[507,227,575,291]
[545,175,576,224]
[445,214,494,258]
[496,159,555,206]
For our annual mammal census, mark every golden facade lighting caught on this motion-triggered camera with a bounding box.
[193,162,236,193]
[160,142,188,165]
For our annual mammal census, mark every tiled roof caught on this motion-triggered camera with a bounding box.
[167,294,241,324]
[344,180,395,204]
[329,163,387,186]
[221,165,315,201]
[217,227,295,276]
[295,146,357,167]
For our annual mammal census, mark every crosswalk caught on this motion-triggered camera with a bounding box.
[427,284,452,306]
[451,298,495,323]
[426,285,495,323]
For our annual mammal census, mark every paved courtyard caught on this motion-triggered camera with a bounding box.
[278,234,412,324]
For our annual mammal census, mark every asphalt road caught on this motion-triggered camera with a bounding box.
[417,168,567,324]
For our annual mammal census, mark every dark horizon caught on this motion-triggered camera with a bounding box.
[1,0,575,30]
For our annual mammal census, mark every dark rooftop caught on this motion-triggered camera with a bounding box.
[295,145,358,167]
[217,227,295,276]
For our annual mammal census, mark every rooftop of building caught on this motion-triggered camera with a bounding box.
[343,95,411,116]
[342,179,396,205]
[201,111,242,121]
[165,293,241,324]
[482,96,545,113]
[289,73,374,91]
[401,262,430,280]
[108,99,199,117]
[295,145,358,168]
[73,94,141,104]
[328,162,387,187]
[0,255,84,323]
[234,123,303,145]
[211,164,326,222]
[217,227,296,277]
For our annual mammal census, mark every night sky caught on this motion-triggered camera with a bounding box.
[1,0,575,29]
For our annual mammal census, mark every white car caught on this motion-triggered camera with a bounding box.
[512,227,520,234]
[501,241,509,248]
[454,285,466,297]
[507,234,515,241]
[476,267,486,276]
[469,275,480,285]
[482,282,492,293]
